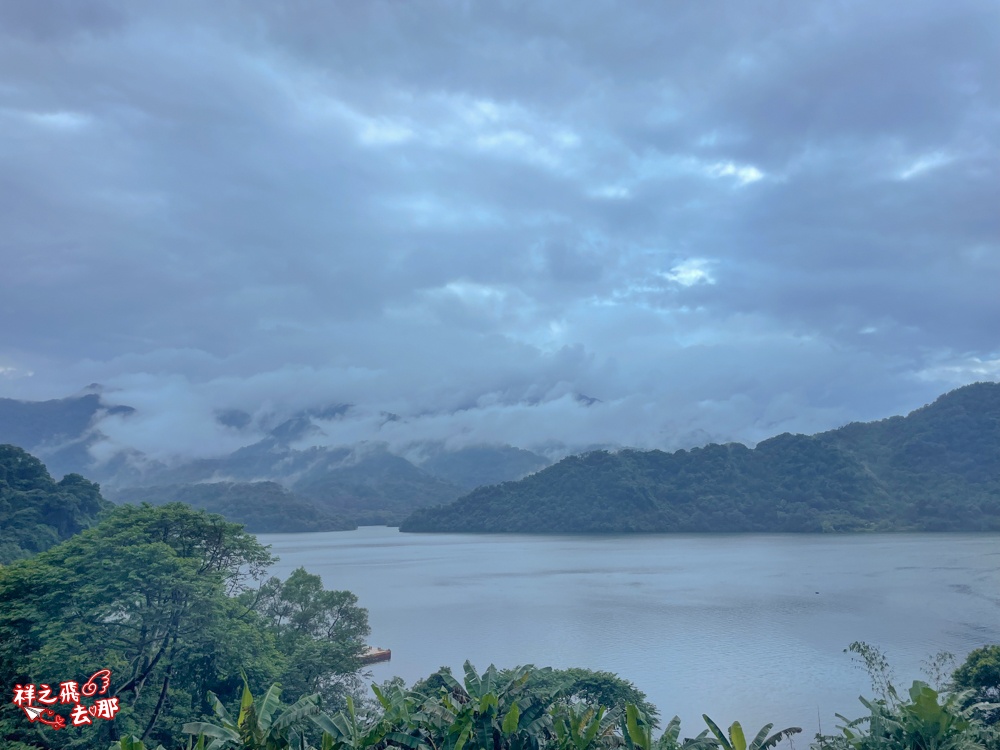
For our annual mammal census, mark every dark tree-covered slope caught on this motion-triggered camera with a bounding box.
[293,449,465,525]
[0,444,111,563]
[109,480,354,533]
[401,382,1000,533]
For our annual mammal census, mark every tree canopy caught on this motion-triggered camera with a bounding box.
[0,502,369,750]
[0,443,111,563]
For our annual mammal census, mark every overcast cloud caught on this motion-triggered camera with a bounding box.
[1,0,998,463]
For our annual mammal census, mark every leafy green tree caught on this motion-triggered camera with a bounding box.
[953,646,1000,725]
[0,444,110,563]
[0,503,279,748]
[521,668,658,726]
[247,568,370,707]
[825,643,994,750]
[0,503,369,750]
[654,716,714,750]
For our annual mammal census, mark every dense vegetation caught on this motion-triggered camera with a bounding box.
[0,503,370,749]
[100,648,1000,750]
[109,481,354,533]
[0,444,111,563]
[954,645,1000,725]
[402,383,1000,533]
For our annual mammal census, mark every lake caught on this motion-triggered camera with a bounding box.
[257,527,1000,738]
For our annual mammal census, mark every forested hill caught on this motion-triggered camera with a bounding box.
[0,444,111,563]
[401,382,1000,534]
[108,481,354,533]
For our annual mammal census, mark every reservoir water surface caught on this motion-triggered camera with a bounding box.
[257,527,1000,737]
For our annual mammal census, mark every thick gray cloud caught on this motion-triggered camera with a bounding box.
[1,0,997,463]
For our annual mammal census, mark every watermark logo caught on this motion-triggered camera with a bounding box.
[11,669,118,730]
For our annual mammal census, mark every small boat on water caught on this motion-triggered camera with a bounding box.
[360,646,391,664]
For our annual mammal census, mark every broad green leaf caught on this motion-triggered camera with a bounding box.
[759,727,802,750]
[182,721,240,741]
[703,715,733,750]
[237,679,254,728]
[503,701,521,734]
[728,721,746,750]
[257,683,283,732]
[748,723,772,750]
[207,691,233,726]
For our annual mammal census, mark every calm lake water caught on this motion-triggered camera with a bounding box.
[257,527,1000,738]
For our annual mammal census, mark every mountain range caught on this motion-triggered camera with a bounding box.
[4,382,1000,536]
[402,382,1000,533]
[0,392,550,529]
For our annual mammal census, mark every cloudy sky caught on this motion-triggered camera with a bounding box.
[1,0,998,463]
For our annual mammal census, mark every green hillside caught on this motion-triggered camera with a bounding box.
[293,449,465,525]
[109,480,354,533]
[401,382,1000,533]
[0,444,111,563]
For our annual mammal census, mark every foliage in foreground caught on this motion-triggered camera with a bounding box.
[0,503,369,749]
[101,647,997,750]
[109,661,792,750]
[816,643,999,750]
[953,646,1000,726]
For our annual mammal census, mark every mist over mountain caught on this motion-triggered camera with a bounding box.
[0,390,555,527]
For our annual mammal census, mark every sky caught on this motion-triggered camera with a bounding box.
[1,0,998,464]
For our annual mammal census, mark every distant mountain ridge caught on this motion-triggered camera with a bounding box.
[0,393,135,480]
[401,382,1000,533]
[0,393,551,530]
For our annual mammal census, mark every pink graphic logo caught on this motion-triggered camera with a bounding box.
[11,670,118,730]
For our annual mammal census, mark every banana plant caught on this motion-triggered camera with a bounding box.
[551,702,621,750]
[416,662,554,750]
[657,715,716,750]
[108,737,177,750]
[308,693,399,750]
[622,704,658,750]
[702,716,801,750]
[183,678,322,750]
[833,680,993,750]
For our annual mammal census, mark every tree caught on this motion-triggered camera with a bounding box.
[521,668,659,726]
[0,444,110,564]
[0,503,279,748]
[247,567,370,707]
[953,645,1000,725]
[0,503,369,750]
